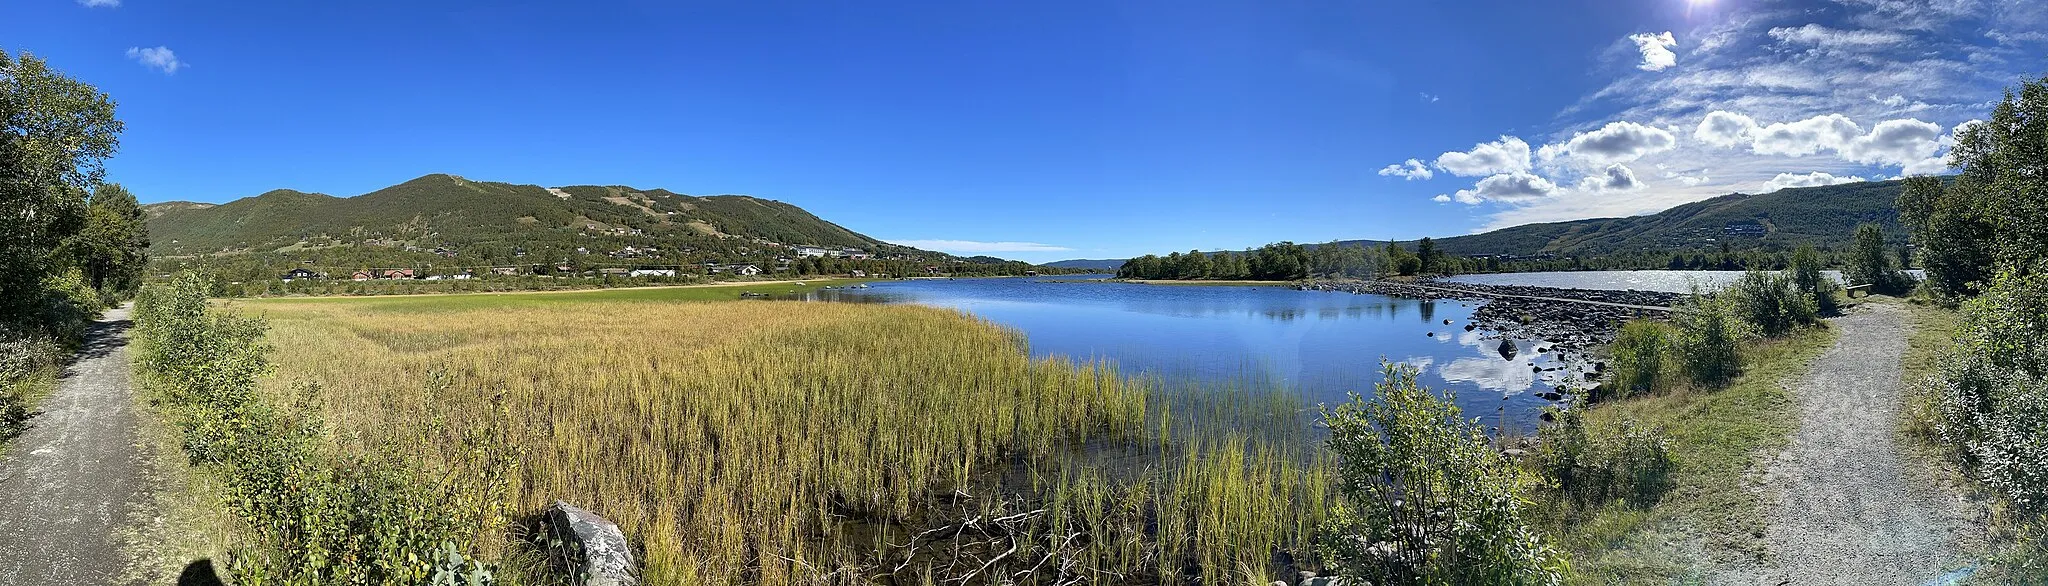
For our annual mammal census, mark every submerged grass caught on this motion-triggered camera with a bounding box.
[241,295,1328,584]
[1533,325,1837,584]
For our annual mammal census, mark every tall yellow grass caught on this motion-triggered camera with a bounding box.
[248,298,1326,584]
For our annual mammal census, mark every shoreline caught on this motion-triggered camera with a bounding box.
[1300,278,1686,383]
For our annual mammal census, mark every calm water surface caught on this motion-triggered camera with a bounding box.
[790,275,1575,431]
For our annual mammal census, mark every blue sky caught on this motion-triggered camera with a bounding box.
[6,0,2045,263]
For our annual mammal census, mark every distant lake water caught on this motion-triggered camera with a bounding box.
[787,275,1575,432]
[1443,269,1921,293]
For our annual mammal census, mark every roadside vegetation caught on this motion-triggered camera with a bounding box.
[1896,74,2048,582]
[0,50,151,450]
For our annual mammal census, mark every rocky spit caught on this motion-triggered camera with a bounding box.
[1298,279,1688,396]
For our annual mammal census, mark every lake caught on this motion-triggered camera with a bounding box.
[788,275,1576,432]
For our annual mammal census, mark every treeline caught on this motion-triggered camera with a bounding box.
[153,251,1075,297]
[1901,74,2048,578]
[1,51,151,440]
[1115,237,1890,282]
[1117,239,1454,280]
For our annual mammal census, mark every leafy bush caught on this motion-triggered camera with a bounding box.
[1319,363,1565,585]
[1927,266,2048,513]
[1607,320,1671,398]
[1673,292,1745,388]
[133,272,509,585]
[1788,245,1842,315]
[1727,270,1819,339]
[1535,409,1674,508]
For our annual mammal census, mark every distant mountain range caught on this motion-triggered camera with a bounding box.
[144,173,936,260]
[1041,259,1128,270]
[1060,179,1913,268]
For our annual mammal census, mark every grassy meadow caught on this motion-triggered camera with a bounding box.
[235,283,1329,584]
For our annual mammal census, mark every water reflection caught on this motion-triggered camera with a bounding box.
[779,275,1572,430]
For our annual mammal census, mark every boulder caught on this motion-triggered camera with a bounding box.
[545,501,638,586]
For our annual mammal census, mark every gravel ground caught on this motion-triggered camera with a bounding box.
[1719,303,1982,585]
[0,305,148,586]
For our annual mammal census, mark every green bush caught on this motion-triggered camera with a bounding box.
[1788,245,1842,316]
[133,272,509,585]
[1674,292,1745,388]
[1319,363,1565,585]
[1535,409,1674,508]
[1727,270,1819,339]
[1607,320,1671,398]
[1927,266,2048,513]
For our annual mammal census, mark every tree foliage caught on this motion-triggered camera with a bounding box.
[0,50,123,326]
[1319,363,1565,585]
[1845,223,1909,294]
[66,183,150,296]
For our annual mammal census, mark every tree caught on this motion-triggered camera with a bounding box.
[1416,237,1439,275]
[1181,249,1211,279]
[1,51,124,325]
[1898,176,1995,297]
[1846,223,1907,294]
[65,183,151,296]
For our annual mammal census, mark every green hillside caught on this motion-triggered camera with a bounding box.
[146,174,891,256]
[1339,179,1912,256]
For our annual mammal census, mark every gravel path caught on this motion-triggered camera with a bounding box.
[0,305,148,586]
[1737,303,1980,585]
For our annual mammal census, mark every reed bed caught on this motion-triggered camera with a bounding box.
[245,298,1328,584]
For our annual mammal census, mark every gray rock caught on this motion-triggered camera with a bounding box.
[545,501,639,586]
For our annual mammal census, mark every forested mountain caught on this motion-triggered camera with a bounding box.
[146,174,891,256]
[1351,180,1912,257]
[1043,259,1128,270]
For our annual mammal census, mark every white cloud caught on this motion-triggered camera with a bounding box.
[1433,136,1532,177]
[1751,113,1863,157]
[1420,92,1440,103]
[1766,23,1910,49]
[1447,172,1560,205]
[1577,164,1643,192]
[1763,171,1865,192]
[1432,194,1453,203]
[125,46,184,74]
[1841,118,1943,166]
[1546,121,1677,165]
[1378,158,1434,180]
[887,239,1073,253]
[77,0,119,6]
[1701,111,1944,167]
[1695,111,1759,148]
[1629,31,1679,71]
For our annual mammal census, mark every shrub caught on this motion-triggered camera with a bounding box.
[1535,409,1674,508]
[1927,266,2048,513]
[1673,291,1744,388]
[1788,245,1842,316]
[133,272,509,585]
[1727,270,1819,339]
[1319,363,1565,585]
[1607,320,1671,398]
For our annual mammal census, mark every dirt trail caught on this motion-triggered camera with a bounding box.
[1730,303,1980,585]
[0,305,148,586]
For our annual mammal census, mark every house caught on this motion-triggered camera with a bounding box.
[794,246,830,258]
[382,268,416,280]
[599,268,631,277]
[850,270,866,277]
[731,264,762,276]
[629,269,677,278]
[280,268,322,282]
[490,267,520,276]
[351,270,375,281]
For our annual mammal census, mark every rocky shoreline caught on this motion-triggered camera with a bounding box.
[1298,279,1687,391]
